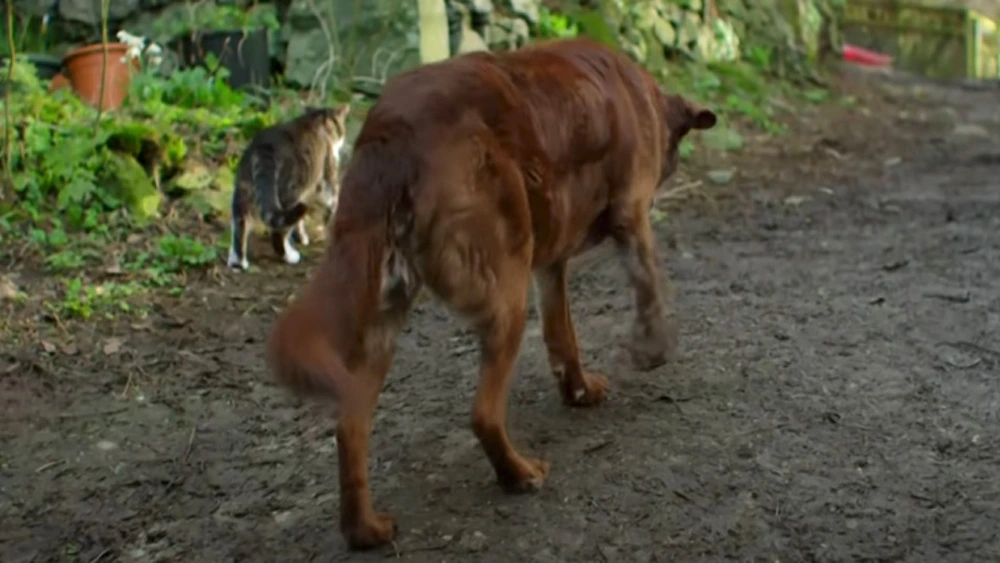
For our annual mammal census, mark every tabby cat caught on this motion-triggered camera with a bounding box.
[227,104,350,270]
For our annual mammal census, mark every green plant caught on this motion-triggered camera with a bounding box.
[0,13,54,55]
[156,233,218,271]
[150,2,280,41]
[51,277,144,320]
[534,7,579,40]
[0,50,294,317]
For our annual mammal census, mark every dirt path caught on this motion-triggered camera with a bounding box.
[3,69,999,562]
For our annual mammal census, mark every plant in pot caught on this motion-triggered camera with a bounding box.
[159,1,280,91]
[60,0,141,112]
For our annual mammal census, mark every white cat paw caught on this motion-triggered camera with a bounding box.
[227,248,249,271]
[298,232,311,246]
[283,248,302,265]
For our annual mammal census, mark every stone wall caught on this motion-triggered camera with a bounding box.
[9,0,840,90]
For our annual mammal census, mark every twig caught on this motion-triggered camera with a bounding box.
[583,439,613,454]
[35,459,66,473]
[87,547,111,563]
[382,541,448,558]
[924,290,970,304]
[303,0,337,103]
[93,0,111,130]
[182,426,197,464]
[57,406,129,419]
[655,180,704,203]
[941,341,1000,360]
[2,0,16,198]
[120,369,134,398]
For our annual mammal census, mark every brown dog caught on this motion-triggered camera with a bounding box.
[267,37,716,550]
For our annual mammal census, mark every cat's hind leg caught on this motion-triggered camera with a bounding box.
[291,219,310,247]
[271,228,302,265]
[227,214,251,271]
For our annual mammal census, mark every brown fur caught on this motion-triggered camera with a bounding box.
[267,38,716,550]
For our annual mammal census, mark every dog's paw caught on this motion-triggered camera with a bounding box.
[560,370,609,407]
[498,456,550,493]
[342,511,397,551]
[627,320,678,371]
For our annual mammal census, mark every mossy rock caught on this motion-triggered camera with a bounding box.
[100,152,162,223]
[180,163,236,219]
[106,121,188,171]
[168,159,215,195]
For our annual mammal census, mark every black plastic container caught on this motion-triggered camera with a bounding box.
[173,28,271,90]
[0,53,63,96]
[0,53,63,79]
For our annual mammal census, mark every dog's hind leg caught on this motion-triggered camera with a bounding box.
[336,301,412,550]
[612,198,678,370]
[469,261,551,492]
[535,259,609,406]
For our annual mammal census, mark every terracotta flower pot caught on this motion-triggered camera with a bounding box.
[62,42,136,111]
[49,72,71,93]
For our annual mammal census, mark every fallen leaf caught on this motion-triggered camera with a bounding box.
[102,337,124,355]
[41,341,56,353]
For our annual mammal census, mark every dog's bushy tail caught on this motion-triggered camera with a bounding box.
[266,322,345,402]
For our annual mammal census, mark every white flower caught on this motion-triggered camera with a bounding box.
[116,30,147,56]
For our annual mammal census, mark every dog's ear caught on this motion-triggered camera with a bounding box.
[662,93,716,136]
[687,102,717,130]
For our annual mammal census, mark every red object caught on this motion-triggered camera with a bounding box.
[842,43,894,67]
[48,72,71,93]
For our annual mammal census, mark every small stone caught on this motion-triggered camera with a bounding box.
[952,123,990,139]
[458,530,487,552]
[0,276,22,301]
[96,440,118,451]
[272,510,294,527]
[702,124,744,151]
[706,169,735,184]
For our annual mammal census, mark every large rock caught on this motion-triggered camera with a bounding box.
[501,0,539,25]
[452,3,489,54]
[57,0,141,26]
[282,0,462,92]
[486,15,529,51]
